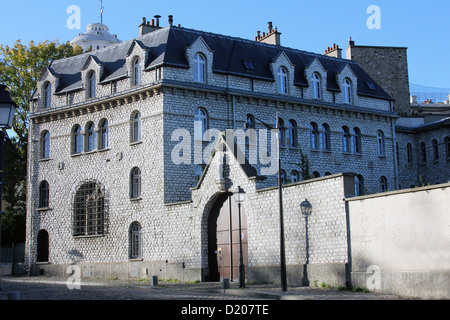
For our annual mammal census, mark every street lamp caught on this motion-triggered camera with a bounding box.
[245,113,287,292]
[0,84,17,298]
[233,186,245,288]
[300,199,312,286]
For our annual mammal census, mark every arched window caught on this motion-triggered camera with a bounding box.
[313,171,320,178]
[133,57,141,86]
[379,176,388,193]
[130,167,142,199]
[131,111,141,143]
[88,71,96,98]
[129,222,142,259]
[407,143,413,163]
[277,67,288,94]
[245,114,255,129]
[321,123,331,151]
[73,182,104,236]
[39,180,49,208]
[99,119,109,150]
[41,131,50,159]
[44,82,52,108]
[309,122,319,150]
[287,119,297,147]
[85,122,96,152]
[290,170,300,183]
[342,126,351,153]
[194,53,206,83]
[352,127,362,154]
[343,78,352,104]
[311,73,321,99]
[420,142,427,163]
[355,175,364,196]
[277,118,286,146]
[72,125,83,154]
[432,139,439,161]
[278,170,287,185]
[377,130,385,156]
[194,108,208,141]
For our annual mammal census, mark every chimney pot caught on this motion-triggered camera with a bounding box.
[168,15,173,26]
[154,15,161,27]
[142,17,146,25]
[268,21,273,33]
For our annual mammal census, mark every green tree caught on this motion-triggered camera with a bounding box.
[294,148,312,181]
[0,40,83,245]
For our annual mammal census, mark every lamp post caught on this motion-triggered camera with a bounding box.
[233,186,245,288]
[0,84,17,298]
[245,113,287,292]
[300,199,312,286]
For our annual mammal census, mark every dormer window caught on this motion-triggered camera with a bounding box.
[133,57,142,86]
[44,82,52,108]
[343,78,352,104]
[194,53,206,83]
[311,73,321,99]
[277,67,288,94]
[88,71,96,98]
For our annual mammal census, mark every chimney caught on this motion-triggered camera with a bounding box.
[324,43,342,59]
[256,21,281,46]
[168,15,173,26]
[139,15,162,36]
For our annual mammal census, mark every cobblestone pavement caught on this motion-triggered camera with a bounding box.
[0,276,411,301]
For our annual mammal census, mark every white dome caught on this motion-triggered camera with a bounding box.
[71,23,121,51]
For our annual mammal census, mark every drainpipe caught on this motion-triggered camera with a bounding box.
[27,118,34,275]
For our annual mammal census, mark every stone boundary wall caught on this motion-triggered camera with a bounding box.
[347,183,450,299]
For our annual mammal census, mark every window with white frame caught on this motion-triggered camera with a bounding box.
[277,67,288,94]
[99,119,109,150]
[85,122,96,152]
[321,123,331,151]
[133,57,141,86]
[352,127,362,154]
[377,130,385,156]
[287,119,297,147]
[407,143,413,163]
[343,78,352,104]
[131,111,141,143]
[39,180,49,208]
[44,82,52,108]
[310,122,320,150]
[194,108,207,141]
[72,124,83,154]
[88,71,96,98]
[194,53,206,83]
[129,222,142,259]
[342,126,351,153]
[130,167,142,199]
[41,131,50,159]
[311,73,321,99]
[379,176,388,193]
[290,170,300,183]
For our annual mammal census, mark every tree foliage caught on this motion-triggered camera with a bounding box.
[0,40,83,245]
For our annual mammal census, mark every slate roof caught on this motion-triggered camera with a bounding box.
[33,25,392,101]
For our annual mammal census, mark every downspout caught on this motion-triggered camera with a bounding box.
[27,117,34,275]
[390,100,399,189]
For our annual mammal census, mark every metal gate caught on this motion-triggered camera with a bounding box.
[208,194,247,282]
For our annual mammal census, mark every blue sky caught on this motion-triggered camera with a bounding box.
[1,0,449,90]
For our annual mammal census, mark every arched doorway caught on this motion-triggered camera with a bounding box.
[207,193,248,282]
[37,229,49,262]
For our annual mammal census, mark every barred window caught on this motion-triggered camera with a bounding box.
[73,182,104,237]
[39,180,49,208]
[129,222,142,259]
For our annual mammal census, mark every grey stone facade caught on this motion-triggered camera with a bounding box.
[25,21,403,285]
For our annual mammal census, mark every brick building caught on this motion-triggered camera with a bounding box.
[26,17,406,284]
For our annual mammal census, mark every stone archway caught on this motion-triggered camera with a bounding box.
[206,193,248,282]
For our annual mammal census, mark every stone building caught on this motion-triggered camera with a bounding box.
[25,17,401,284]
[70,22,121,51]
